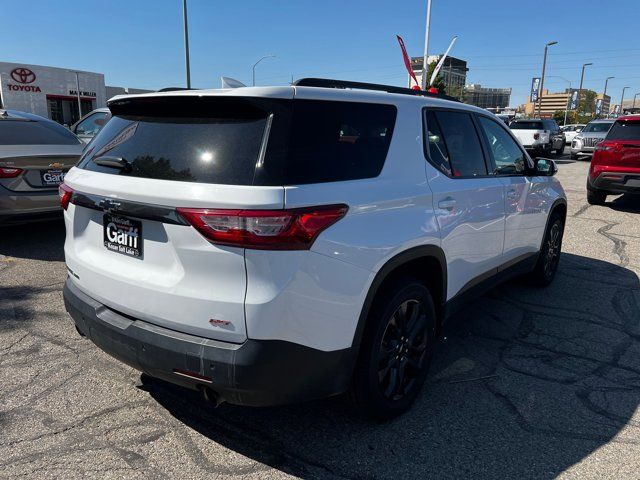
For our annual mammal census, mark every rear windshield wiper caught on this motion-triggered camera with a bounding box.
[93,156,131,170]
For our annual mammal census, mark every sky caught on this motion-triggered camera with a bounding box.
[2,0,639,107]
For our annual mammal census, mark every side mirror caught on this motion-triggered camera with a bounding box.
[535,158,557,176]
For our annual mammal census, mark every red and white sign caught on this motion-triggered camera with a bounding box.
[7,67,41,92]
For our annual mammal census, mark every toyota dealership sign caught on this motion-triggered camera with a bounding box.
[7,67,41,92]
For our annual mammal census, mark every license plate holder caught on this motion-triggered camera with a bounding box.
[103,214,143,258]
[40,169,65,187]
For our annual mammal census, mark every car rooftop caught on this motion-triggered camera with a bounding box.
[0,109,52,122]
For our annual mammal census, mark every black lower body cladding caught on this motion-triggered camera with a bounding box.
[63,278,357,407]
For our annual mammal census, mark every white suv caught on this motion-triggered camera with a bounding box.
[61,79,567,419]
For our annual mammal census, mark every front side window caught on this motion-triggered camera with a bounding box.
[477,116,527,175]
[432,110,487,177]
[76,112,110,136]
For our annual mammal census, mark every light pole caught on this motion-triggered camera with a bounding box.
[577,62,593,115]
[633,93,640,109]
[67,70,82,122]
[620,86,630,115]
[183,0,191,88]
[547,76,571,125]
[252,55,275,86]
[421,0,433,90]
[536,41,557,118]
[602,76,614,118]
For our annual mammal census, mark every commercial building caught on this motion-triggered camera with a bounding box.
[410,55,468,98]
[521,89,610,119]
[0,61,152,125]
[464,84,511,110]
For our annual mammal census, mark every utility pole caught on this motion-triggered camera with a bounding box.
[183,0,191,88]
[633,92,640,110]
[537,41,557,118]
[252,55,275,86]
[577,62,592,115]
[421,0,432,90]
[602,76,614,118]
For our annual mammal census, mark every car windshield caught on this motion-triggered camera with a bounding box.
[582,122,612,133]
[511,121,543,130]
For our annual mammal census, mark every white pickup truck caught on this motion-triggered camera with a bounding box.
[510,119,565,156]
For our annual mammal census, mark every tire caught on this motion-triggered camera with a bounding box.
[528,214,564,286]
[587,189,606,206]
[352,277,437,420]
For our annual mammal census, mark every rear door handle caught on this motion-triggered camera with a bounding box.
[438,198,457,210]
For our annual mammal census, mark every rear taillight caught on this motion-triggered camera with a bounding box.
[177,204,349,250]
[0,167,23,178]
[533,133,540,140]
[59,183,74,210]
[595,141,615,152]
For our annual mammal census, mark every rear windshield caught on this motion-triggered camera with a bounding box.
[606,120,640,140]
[510,121,543,130]
[0,120,81,145]
[78,97,397,186]
[582,122,612,133]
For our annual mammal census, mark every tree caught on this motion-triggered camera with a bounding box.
[553,110,566,124]
[425,60,446,92]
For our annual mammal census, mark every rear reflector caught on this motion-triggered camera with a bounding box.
[0,167,23,178]
[59,183,74,210]
[172,368,213,383]
[177,204,349,250]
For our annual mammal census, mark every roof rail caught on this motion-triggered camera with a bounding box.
[293,78,459,102]
[157,87,198,92]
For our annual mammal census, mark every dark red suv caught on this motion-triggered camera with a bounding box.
[587,115,640,205]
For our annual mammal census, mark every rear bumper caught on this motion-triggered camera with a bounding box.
[63,278,357,407]
[588,173,640,194]
[0,187,61,222]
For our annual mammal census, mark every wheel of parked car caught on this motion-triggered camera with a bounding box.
[528,214,564,286]
[352,277,437,420]
[587,189,607,206]
[556,146,564,156]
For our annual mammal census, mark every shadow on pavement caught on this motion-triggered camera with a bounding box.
[607,194,640,214]
[0,219,65,262]
[142,252,640,479]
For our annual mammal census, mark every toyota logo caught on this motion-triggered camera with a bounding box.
[10,68,36,84]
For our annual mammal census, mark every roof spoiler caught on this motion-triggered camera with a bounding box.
[293,78,459,102]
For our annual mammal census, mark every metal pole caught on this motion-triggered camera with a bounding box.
[602,76,613,119]
[537,41,557,118]
[252,55,275,86]
[620,87,629,115]
[577,63,592,115]
[74,72,82,120]
[421,0,432,90]
[633,93,639,109]
[183,0,191,89]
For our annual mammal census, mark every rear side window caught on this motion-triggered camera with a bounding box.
[0,120,81,145]
[431,110,487,177]
[283,100,396,184]
[424,111,452,176]
[606,120,640,140]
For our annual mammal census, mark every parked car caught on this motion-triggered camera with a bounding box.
[510,118,565,156]
[0,109,83,225]
[587,115,640,205]
[69,108,111,144]
[570,119,614,160]
[61,79,567,419]
[560,124,585,144]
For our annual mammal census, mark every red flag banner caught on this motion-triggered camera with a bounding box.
[396,35,420,89]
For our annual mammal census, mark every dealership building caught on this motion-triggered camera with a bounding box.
[0,61,151,125]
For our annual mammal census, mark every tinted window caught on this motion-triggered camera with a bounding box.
[0,120,81,145]
[76,112,110,136]
[582,122,613,133]
[478,116,527,175]
[78,114,268,184]
[606,120,640,140]
[511,121,544,130]
[543,120,558,131]
[424,111,452,175]
[433,111,487,177]
[283,100,396,184]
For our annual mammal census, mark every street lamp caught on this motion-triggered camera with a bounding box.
[577,62,593,114]
[536,41,557,118]
[620,86,630,115]
[252,55,276,86]
[67,70,82,122]
[547,76,571,125]
[601,76,614,118]
[182,0,191,89]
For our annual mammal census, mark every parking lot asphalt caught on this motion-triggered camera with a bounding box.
[1,151,639,480]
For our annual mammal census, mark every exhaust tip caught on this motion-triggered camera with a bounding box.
[201,386,224,407]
